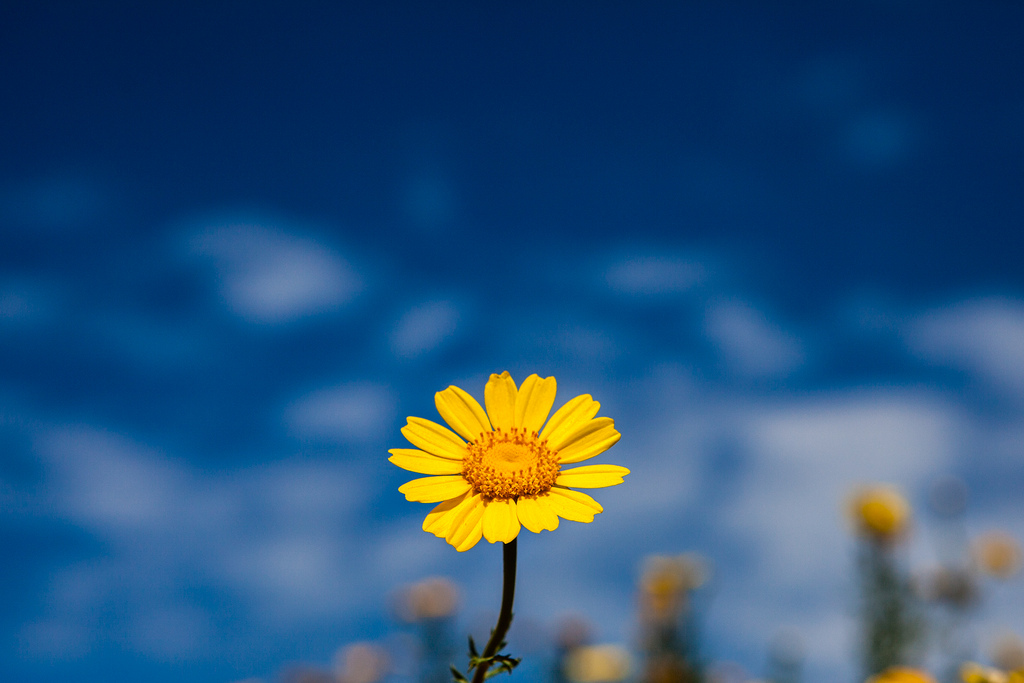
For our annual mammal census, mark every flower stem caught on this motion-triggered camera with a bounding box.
[471,538,518,683]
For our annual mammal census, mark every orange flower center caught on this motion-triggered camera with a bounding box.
[462,428,560,500]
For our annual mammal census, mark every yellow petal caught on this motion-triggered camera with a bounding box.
[447,496,486,551]
[423,490,476,536]
[515,374,557,434]
[401,417,467,459]
[557,417,621,464]
[541,394,601,450]
[484,372,518,431]
[398,475,471,503]
[516,496,559,533]
[435,385,492,442]
[453,516,484,552]
[390,449,465,475]
[482,498,521,543]
[545,487,603,522]
[555,464,630,488]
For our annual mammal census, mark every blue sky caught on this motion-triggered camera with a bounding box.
[2,3,1024,682]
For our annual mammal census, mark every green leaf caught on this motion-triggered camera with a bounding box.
[483,656,521,680]
[450,665,468,683]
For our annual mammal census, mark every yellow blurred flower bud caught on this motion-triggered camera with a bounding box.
[972,531,1022,579]
[961,662,1009,683]
[565,644,632,683]
[866,666,936,683]
[639,553,710,620]
[848,484,911,543]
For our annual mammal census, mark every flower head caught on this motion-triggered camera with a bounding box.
[334,643,389,683]
[972,531,1022,579]
[961,662,1024,683]
[397,576,459,622]
[565,645,632,683]
[867,667,936,683]
[848,484,911,543]
[639,553,710,621]
[390,372,628,551]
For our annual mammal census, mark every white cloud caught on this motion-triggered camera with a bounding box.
[35,426,188,532]
[904,298,1024,396]
[23,422,390,656]
[389,300,460,358]
[605,256,706,295]
[219,534,356,620]
[732,394,958,568]
[189,223,363,324]
[704,301,805,378]
[284,382,395,443]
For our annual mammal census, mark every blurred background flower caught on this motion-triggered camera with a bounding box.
[849,485,912,545]
[972,533,1022,581]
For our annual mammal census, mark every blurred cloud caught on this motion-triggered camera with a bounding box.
[904,298,1024,396]
[605,256,706,296]
[35,426,188,533]
[389,300,460,358]
[704,301,805,378]
[22,421,390,649]
[219,534,356,619]
[284,382,395,443]
[189,223,363,324]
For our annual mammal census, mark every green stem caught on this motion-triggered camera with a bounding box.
[471,538,518,683]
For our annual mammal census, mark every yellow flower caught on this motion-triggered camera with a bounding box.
[848,484,911,542]
[390,372,628,551]
[639,553,710,620]
[866,666,936,683]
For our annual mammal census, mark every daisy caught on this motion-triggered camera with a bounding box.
[390,372,628,551]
